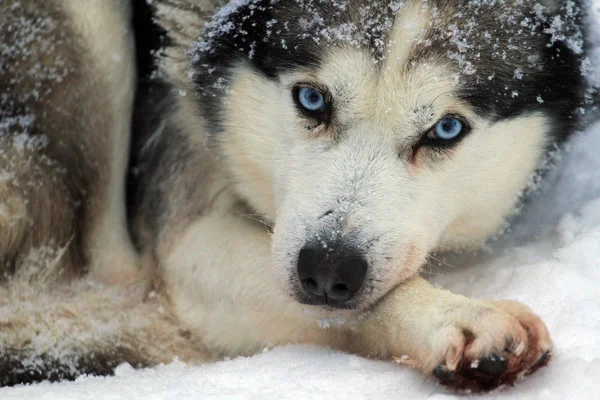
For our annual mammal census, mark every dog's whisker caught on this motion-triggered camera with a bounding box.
[425,254,458,270]
[237,213,275,229]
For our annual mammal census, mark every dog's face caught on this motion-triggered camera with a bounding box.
[191,0,583,309]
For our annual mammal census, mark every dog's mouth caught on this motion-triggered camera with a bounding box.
[291,288,364,310]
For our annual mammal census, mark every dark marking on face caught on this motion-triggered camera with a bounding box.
[189,0,405,137]
[170,0,593,158]
[411,0,587,142]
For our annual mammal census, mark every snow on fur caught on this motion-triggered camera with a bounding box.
[0,0,599,398]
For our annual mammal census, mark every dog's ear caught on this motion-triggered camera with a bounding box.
[146,0,228,87]
[150,0,227,49]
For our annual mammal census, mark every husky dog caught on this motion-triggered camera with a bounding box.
[0,0,593,391]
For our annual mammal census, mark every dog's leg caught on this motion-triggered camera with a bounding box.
[62,0,144,290]
[160,211,550,391]
[0,1,152,386]
[352,276,552,392]
[0,279,209,387]
[0,0,141,286]
[160,211,352,357]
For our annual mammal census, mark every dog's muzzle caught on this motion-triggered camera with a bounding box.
[296,240,368,308]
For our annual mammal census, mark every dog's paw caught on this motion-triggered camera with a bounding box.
[397,299,552,392]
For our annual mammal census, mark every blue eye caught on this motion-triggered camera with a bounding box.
[434,118,463,140]
[298,87,325,112]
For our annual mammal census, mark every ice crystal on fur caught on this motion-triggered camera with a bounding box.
[189,0,591,112]
[192,0,260,55]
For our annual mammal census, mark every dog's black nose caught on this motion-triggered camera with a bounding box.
[297,243,368,305]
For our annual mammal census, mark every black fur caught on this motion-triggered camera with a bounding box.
[0,348,150,387]
[129,81,198,251]
[418,0,587,142]
[190,0,324,137]
[189,0,402,137]
[132,0,169,81]
[128,0,170,249]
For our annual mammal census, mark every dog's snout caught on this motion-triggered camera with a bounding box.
[297,243,367,306]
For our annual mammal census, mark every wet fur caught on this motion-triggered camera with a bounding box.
[0,0,594,391]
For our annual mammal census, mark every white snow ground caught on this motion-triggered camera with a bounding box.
[2,2,600,400]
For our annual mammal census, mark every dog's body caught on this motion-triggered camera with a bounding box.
[0,0,593,391]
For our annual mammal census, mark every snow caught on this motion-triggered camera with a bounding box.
[2,1,600,399]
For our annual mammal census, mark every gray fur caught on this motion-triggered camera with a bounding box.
[0,0,96,278]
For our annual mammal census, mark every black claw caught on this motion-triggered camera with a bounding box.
[478,353,508,376]
[529,351,551,372]
[433,365,454,381]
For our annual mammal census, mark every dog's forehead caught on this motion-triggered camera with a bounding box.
[311,0,477,126]
[311,47,459,129]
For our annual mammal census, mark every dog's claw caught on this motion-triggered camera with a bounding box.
[477,353,507,376]
[433,349,552,392]
[433,365,454,381]
[527,351,551,375]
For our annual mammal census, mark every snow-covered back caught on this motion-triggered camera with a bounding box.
[1,0,600,399]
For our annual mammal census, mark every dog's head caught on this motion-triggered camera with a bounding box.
[188,0,586,310]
